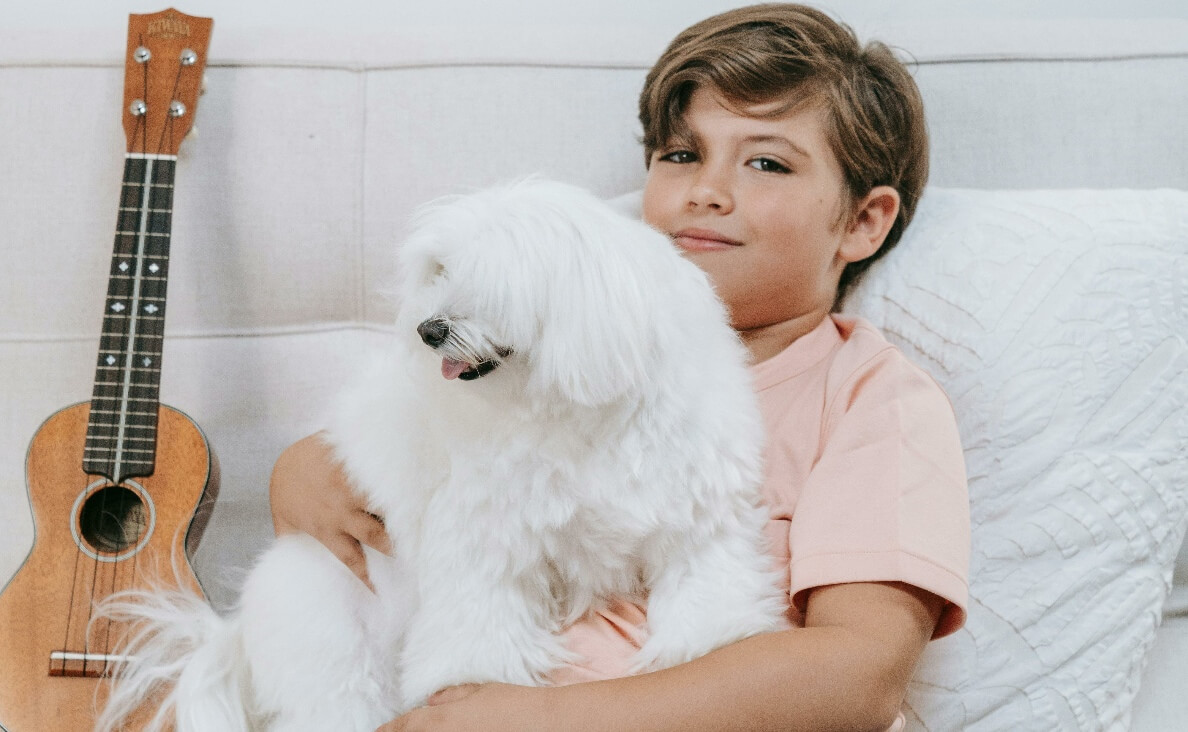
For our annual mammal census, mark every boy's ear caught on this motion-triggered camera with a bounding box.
[839,185,900,263]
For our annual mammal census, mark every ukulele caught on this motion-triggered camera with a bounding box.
[0,9,215,730]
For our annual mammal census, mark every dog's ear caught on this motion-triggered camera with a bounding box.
[530,213,658,408]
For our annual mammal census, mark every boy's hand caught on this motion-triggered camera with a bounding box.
[269,432,392,590]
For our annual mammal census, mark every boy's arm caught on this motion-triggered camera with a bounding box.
[386,580,942,731]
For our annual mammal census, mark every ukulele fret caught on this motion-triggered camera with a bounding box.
[87,412,158,421]
[91,396,160,404]
[88,412,162,420]
[94,368,162,375]
[92,381,160,389]
[84,442,155,453]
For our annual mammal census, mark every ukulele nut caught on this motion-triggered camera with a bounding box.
[134,46,151,63]
[129,99,147,116]
[169,100,187,118]
[180,48,198,66]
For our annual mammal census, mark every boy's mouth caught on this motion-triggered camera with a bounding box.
[672,228,743,252]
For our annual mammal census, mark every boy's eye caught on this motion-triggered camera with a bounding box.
[748,157,790,174]
[659,150,697,164]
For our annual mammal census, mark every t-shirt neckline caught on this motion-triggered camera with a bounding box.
[749,315,843,391]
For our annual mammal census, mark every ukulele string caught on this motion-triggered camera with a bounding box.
[64,141,143,670]
[110,41,158,668]
[103,143,147,668]
[59,470,92,675]
[83,486,106,676]
[124,54,175,643]
[98,47,180,667]
[141,33,149,151]
[83,264,125,674]
[102,85,154,675]
[83,41,154,673]
[99,485,132,673]
[154,60,186,158]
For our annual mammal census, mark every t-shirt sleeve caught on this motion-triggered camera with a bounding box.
[787,346,970,639]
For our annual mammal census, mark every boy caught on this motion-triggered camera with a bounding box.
[271,5,969,730]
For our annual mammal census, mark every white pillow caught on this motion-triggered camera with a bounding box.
[845,188,1188,730]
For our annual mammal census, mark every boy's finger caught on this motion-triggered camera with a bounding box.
[349,511,393,555]
[427,684,481,705]
[326,532,375,592]
[273,514,297,537]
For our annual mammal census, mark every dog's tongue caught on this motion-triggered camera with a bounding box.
[441,358,469,380]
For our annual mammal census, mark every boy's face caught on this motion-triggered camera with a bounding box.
[642,87,854,338]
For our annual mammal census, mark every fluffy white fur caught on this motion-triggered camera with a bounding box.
[97,179,786,732]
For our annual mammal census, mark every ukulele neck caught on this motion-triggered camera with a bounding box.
[83,154,177,484]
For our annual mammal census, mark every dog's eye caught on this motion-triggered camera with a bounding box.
[423,260,446,284]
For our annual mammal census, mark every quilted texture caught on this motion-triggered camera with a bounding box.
[845,188,1188,730]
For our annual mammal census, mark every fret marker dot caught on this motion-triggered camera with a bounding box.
[148,263,160,273]
[106,355,117,365]
[145,304,159,314]
[111,302,126,312]
[143,357,152,367]
[119,261,130,272]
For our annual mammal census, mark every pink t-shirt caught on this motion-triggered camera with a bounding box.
[552,315,971,719]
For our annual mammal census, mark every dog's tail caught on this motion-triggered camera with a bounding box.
[94,586,254,732]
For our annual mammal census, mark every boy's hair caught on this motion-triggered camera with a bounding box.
[639,3,929,309]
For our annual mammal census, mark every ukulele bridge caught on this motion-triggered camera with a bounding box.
[47,650,135,678]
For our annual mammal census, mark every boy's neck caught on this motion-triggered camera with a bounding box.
[738,309,831,364]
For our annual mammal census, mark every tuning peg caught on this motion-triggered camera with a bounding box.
[186,125,199,140]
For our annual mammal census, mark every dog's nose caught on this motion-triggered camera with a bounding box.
[417,318,450,348]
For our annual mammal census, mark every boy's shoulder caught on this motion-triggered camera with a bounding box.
[823,314,958,425]
[827,314,894,371]
[753,313,947,408]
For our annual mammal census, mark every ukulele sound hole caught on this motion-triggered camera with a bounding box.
[79,485,148,554]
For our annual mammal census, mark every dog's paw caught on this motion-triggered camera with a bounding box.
[629,602,786,675]
[628,633,701,675]
[398,678,437,712]
[397,648,529,708]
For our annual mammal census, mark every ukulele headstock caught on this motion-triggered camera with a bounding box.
[121,8,212,156]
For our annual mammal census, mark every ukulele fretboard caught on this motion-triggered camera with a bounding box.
[84,153,177,484]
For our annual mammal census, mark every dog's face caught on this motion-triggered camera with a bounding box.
[395,180,702,407]
[396,196,537,387]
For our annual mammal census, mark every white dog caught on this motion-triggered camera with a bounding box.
[97,179,786,732]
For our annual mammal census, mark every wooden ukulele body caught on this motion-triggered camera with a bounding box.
[0,402,215,731]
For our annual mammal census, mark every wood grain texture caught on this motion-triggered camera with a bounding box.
[0,402,214,732]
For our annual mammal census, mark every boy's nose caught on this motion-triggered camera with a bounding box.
[688,169,734,212]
